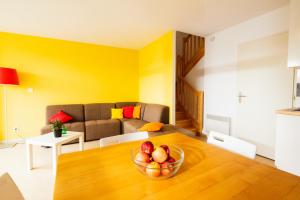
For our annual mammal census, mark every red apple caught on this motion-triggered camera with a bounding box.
[161,162,174,176]
[160,145,170,155]
[146,162,161,177]
[167,156,176,163]
[141,141,154,155]
[152,147,168,163]
[165,156,176,170]
[135,152,150,164]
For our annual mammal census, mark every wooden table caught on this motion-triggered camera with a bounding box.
[54,133,300,199]
[26,131,84,175]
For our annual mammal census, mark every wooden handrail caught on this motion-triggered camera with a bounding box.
[178,77,201,95]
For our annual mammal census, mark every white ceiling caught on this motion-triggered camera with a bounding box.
[0,0,289,49]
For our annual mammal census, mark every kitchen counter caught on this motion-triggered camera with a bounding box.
[276,108,300,116]
[275,110,300,176]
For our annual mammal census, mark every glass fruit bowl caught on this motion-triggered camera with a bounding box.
[131,144,184,179]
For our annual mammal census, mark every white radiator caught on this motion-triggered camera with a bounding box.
[205,114,231,135]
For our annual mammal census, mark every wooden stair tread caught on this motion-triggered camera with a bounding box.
[184,127,198,134]
[176,119,192,128]
[176,109,199,134]
[176,119,191,123]
[176,106,184,112]
[176,111,186,120]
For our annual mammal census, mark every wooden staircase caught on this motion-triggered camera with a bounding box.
[176,107,198,133]
[176,34,205,135]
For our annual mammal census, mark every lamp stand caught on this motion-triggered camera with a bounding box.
[0,86,16,149]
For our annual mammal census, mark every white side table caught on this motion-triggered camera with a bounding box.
[26,131,84,175]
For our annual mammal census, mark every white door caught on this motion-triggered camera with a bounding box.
[236,32,293,159]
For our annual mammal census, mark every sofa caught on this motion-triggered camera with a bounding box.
[41,102,175,142]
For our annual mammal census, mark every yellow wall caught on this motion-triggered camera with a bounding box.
[139,31,175,124]
[0,32,139,140]
[0,31,176,140]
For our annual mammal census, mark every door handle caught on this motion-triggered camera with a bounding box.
[213,136,224,142]
[238,92,247,103]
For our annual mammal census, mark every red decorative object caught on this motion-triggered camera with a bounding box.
[123,106,134,118]
[0,67,20,85]
[49,111,73,123]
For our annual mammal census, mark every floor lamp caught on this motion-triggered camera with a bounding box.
[0,67,19,149]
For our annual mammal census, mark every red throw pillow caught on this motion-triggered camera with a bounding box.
[122,106,134,119]
[49,111,73,123]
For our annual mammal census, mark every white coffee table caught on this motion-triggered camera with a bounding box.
[26,131,84,175]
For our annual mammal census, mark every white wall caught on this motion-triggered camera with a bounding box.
[288,0,300,68]
[185,5,289,136]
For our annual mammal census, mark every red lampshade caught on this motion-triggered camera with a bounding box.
[0,67,20,85]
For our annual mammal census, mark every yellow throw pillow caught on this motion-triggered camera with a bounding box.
[139,122,164,132]
[133,105,141,119]
[111,108,123,119]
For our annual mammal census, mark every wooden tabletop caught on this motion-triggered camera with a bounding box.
[54,133,300,200]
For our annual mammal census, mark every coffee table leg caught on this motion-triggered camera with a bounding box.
[79,135,84,151]
[26,143,33,171]
[52,145,58,175]
[57,144,61,155]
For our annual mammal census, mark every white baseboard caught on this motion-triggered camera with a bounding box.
[0,138,25,144]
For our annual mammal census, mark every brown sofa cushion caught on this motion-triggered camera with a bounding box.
[45,104,84,125]
[84,103,115,121]
[85,119,120,141]
[41,122,85,143]
[115,102,137,108]
[118,118,130,133]
[142,104,169,124]
[122,119,148,134]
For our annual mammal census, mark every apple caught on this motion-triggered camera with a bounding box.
[152,147,168,163]
[167,156,176,163]
[135,152,150,164]
[146,162,161,177]
[141,141,154,155]
[160,145,170,155]
[161,162,174,176]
